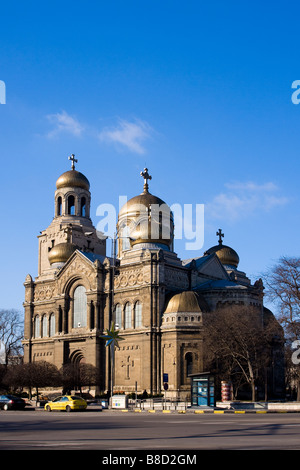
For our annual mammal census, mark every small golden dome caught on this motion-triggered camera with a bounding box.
[204,244,239,268]
[164,291,202,314]
[56,169,90,191]
[204,229,239,268]
[48,242,77,265]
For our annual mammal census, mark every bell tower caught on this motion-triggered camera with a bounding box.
[54,154,91,221]
[37,155,106,277]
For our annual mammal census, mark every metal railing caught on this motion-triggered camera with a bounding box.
[128,398,190,411]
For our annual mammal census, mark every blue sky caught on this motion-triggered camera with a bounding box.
[0,1,299,311]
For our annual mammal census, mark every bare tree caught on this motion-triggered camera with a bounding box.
[0,309,23,366]
[4,361,61,399]
[264,256,300,398]
[264,257,300,340]
[61,363,99,394]
[203,305,281,401]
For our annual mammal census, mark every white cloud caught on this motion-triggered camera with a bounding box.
[46,110,84,138]
[98,118,152,154]
[224,181,279,192]
[206,181,289,221]
[45,113,153,154]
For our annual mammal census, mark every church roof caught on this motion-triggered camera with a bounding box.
[197,279,247,290]
[182,253,214,268]
[78,251,109,264]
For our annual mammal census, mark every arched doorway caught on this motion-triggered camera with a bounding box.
[62,350,86,393]
[70,349,86,365]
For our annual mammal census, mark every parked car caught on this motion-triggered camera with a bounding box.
[44,395,87,412]
[0,394,26,411]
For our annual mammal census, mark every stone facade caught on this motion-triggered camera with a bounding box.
[22,160,283,400]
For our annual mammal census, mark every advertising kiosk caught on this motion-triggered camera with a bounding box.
[190,372,215,407]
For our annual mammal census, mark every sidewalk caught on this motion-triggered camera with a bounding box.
[26,399,300,413]
[109,399,300,413]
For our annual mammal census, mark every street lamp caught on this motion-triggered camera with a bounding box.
[100,232,135,407]
[100,321,124,408]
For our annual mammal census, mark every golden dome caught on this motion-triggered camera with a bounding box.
[164,291,202,314]
[207,244,239,267]
[119,192,168,217]
[48,242,77,265]
[204,244,239,268]
[118,169,174,249]
[56,169,90,191]
[119,192,173,247]
[204,229,239,268]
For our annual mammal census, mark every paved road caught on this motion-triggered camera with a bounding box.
[1,409,300,451]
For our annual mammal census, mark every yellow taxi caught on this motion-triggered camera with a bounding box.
[44,395,87,412]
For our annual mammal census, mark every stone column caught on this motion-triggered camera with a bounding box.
[68,299,73,331]
[23,304,33,340]
[94,300,100,330]
[63,305,68,333]
[87,301,92,330]
[23,274,34,340]
[55,306,60,334]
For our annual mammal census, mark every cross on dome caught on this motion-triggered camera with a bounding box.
[216,228,224,245]
[140,168,152,193]
[68,154,78,170]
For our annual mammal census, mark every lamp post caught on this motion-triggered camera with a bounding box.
[100,232,134,407]
[100,321,124,407]
[102,233,118,408]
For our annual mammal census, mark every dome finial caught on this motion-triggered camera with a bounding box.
[68,153,78,170]
[216,228,224,245]
[140,168,152,193]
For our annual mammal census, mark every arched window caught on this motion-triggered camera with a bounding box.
[80,197,86,217]
[115,304,122,329]
[186,353,193,377]
[57,196,62,216]
[49,313,55,337]
[68,195,75,215]
[42,315,48,337]
[73,285,87,328]
[124,303,132,329]
[34,316,40,338]
[134,301,142,328]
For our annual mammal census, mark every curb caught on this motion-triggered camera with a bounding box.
[30,405,300,414]
[113,408,300,414]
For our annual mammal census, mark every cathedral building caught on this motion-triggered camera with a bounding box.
[23,156,283,400]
